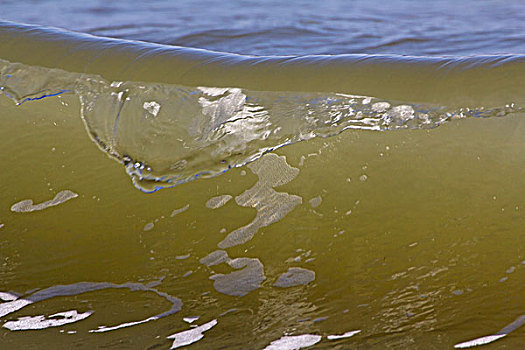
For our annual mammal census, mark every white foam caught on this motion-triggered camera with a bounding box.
[90,316,157,333]
[143,101,161,117]
[454,334,506,348]
[210,257,265,296]
[171,204,189,217]
[263,334,322,350]
[218,154,302,248]
[309,196,322,208]
[3,310,93,331]
[11,190,78,213]
[454,314,525,348]
[0,292,18,301]
[327,330,361,340]
[167,319,217,349]
[274,267,315,288]
[206,195,232,209]
[0,299,32,318]
[183,316,199,324]
[200,250,230,267]
[0,281,182,333]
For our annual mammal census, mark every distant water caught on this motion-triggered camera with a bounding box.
[3,0,525,56]
[1,1,525,349]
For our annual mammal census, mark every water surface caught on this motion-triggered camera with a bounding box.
[1,1,524,348]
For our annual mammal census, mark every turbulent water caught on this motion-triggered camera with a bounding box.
[1,1,525,349]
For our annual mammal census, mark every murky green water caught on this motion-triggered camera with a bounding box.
[1,91,524,348]
[1,1,525,348]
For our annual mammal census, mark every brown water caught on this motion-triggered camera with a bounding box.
[1,1,525,349]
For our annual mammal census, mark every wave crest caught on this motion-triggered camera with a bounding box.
[0,22,524,191]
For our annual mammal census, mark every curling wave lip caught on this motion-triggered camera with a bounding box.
[1,21,524,108]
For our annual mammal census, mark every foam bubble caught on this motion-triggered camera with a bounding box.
[309,196,322,208]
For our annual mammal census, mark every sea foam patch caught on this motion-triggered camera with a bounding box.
[263,334,322,350]
[0,292,18,301]
[206,195,232,209]
[167,319,217,349]
[3,310,93,331]
[0,281,182,332]
[11,190,78,212]
[200,250,265,296]
[218,154,302,248]
[210,258,266,297]
[274,267,315,288]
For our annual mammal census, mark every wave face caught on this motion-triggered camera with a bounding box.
[0,22,524,191]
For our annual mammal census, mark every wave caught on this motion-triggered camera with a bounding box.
[1,21,524,192]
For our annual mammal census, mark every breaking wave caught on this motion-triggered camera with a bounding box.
[1,21,524,192]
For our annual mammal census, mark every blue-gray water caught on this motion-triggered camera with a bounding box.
[3,0,525,56]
